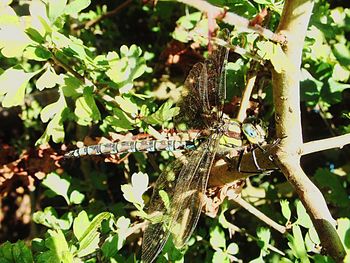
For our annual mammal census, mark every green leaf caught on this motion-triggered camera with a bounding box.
[69,190,85,204]
[73,211,90,241]
[36,66,59,90]
[314,168,350,208]
[64,0,91,16]
[328,78,350,93]
[37,229,73,263]
[332,43,350,67]
[47,0,67,23]
[102,216,131,256]
[42,172,71,204]
[40,92,64,122]
[0,24,33,58]
[101,234,120,258]
[280,199,291,221]
[23,45,52,61]
[158,190,170,212]
[106,45,150,93]
[104,108,134,132]
[287,225,310,262]
[33,207,73,230]
[210,226,226,250]
[226,242,239,255]
[336,217,350,258]
[212,250,229,263]
[144,101,180,125]
[295,200,313,229]
[0,67,37,107]
[76,212,111,257]
[256,227,270,256]
[25,27,45,44]
[74,87,101,126]
[0,241,33,263]
[37,91,67,144]
[114,95,138,115]
[300,68,322,106]
[121,172,148,210]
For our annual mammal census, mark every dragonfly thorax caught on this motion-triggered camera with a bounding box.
[220,120,244,147]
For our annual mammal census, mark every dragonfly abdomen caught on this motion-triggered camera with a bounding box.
[64,139,201,158]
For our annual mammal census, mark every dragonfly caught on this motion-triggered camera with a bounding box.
[64,29,267,262]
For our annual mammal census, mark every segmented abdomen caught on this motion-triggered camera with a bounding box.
[64,139,200,158]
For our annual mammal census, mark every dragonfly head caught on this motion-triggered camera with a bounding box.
[241,118,266,145]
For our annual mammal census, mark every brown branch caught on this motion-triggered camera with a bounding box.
[271,0,346,261]
[177,0,287,44]
[73,0,133,30]
[301,134,350,156]
[50,53,85,82]
[232,196,287,234]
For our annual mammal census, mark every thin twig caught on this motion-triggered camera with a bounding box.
[236,70,257,122]
[50,53,85,82]
[301,134,350,156]
[232,196,287,234]
[177,0,287,44]
[73,0,133,30]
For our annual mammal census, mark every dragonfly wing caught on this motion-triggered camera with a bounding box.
[205,29,230,122]
[141,133,221,262]
[141,158,184,263]
[175,29,230,129]
[168,132,221,247]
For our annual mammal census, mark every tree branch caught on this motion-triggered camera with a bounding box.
[232,196,287,234]
[177,0,287,44]
[271,0,346,261]
[301,134,350,156]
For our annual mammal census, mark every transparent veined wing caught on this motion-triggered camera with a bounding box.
[141,132,222,262]
[176,29,230,129]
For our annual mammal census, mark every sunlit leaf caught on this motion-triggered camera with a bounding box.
[121,172,148,209]
[33,207,73,230]
[106,45,150,93]
[332,43,350,67]
[0,24,33,57]
[74,87,101,126]
[0,67,38,107]
[23,45,51,61]
[69,190,85,204]
[287,225,310,262]
[36,66,59,90]
[64,0,91,16]
[280,199,291,222]
[47,0,67,23]
[226,242,239,255]
[144,101,180,125]
[212,250,229,263]
[295,200,313,229]
[114,95,138,115]
[36,229,73,263]
[210,226,226,250]
[42,172,70,204]
[73,211,90,240]
[76,212,111,257]
[40,91,66,123]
